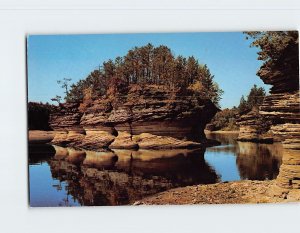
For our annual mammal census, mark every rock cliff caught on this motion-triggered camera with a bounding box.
[237,39,300,198]
[49,85,219,150]
[237,92,300,144]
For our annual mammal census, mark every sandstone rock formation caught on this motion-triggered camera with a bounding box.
[237,108,273,143]
[237,38,300,198]
[49,85,219,150]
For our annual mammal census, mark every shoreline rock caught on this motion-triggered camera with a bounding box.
[48,85,219,150]
[50,130,205,150]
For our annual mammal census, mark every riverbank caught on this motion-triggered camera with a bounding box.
[133,180,300,205]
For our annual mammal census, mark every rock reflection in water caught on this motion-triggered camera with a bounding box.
[237,142,283,180]
[29,144,56,164]
[46,146,218,206]
[29,133,285,206]
[206,132,283,181]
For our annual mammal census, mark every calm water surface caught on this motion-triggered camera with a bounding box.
[28,132,283,206]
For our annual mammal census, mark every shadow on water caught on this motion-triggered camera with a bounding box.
[29,132,283,206]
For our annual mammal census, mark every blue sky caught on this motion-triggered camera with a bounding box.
[27,32,268,109]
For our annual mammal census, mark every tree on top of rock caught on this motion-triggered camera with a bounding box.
[57,44,223,107]
[244,31,299,93]
[238,84,266,114]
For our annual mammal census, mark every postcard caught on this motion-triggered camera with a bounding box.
[27,31,300,206]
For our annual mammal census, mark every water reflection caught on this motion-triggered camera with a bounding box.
[237,142,282,180]
[29,146,218,206]
[206,132,283,181]
[29,132,283,206]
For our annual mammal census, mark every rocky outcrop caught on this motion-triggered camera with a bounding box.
[237,91,300,143]
[49,102,83,131]
[238,86,299,143]
[109,131,138,149]
[238,94,300,198]
[237,37,300,197]
[51,130,202,150]
[132,133,201,149]
[49,85,219,150]
[237,109,273,143]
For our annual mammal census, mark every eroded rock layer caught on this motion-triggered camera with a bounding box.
[237,109,273,143]
[237,42,300,196]
[49,85,219,149]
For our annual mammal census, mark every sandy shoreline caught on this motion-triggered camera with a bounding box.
[133,180,300,205]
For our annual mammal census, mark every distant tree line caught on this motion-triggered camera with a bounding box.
[208,85,266,131]
[208,107,239,131]
[28,102,57,130]
[59,43,223,107]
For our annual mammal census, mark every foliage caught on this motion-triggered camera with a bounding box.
[209,107,239,131]
[58,44,223,106]
[209,85,266,131]
[237,84,266,114]
[57,78,72,95]
[28,102,57,130]
[244,31,299,93]
[51,95,62,104]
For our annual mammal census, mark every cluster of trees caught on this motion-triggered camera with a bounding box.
[238,84,266,114]
[58,44,223,106]
[208,107,239,131]
[209,31,298,132]
[209,85,266,131]
[244,31,299,93]
[28,102,57,130]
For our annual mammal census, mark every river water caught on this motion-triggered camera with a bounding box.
[28,132,283,207]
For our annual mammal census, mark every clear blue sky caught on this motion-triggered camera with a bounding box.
[27,32,269,109]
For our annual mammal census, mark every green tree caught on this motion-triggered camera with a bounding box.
[186,56,199,86]
[238,95,248,113]
[51,95,62,104]
[209,107,239,131]
[238,85,266,113]
[57,78,72,95]
[62,44,224,106]
[247,84,266,109]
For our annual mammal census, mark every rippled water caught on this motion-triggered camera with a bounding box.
[28,132,283,207]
